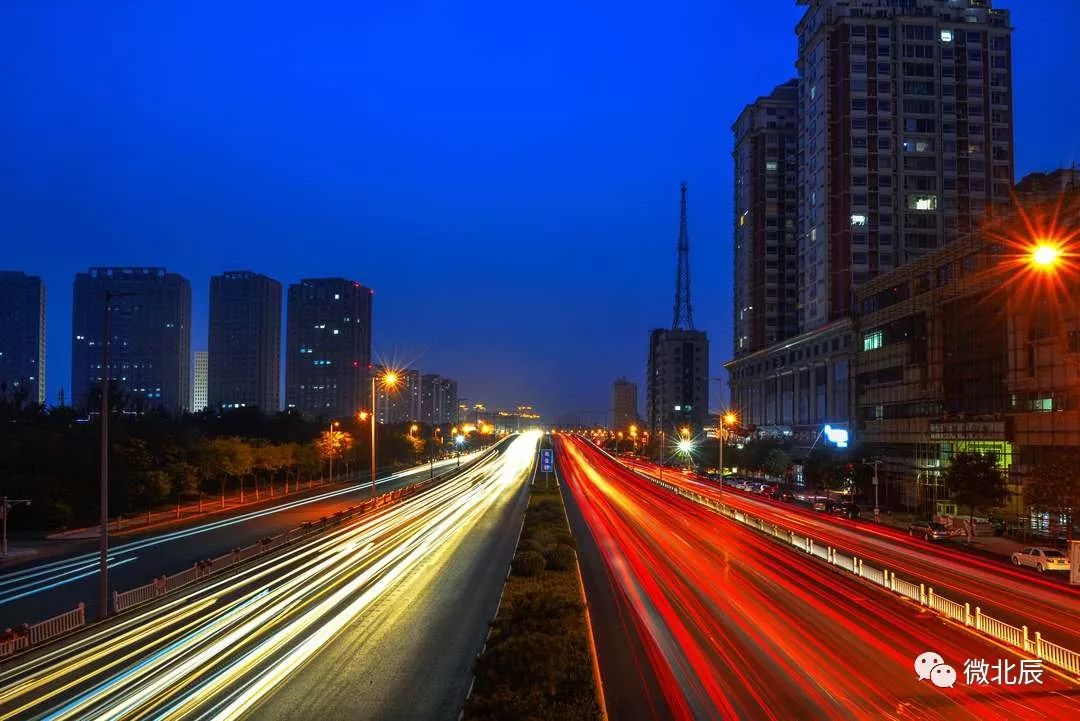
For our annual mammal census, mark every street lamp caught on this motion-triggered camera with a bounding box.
[1030,243,1061,268]
[455,433,465,467]
[718,411,737,491]
[327,421,340,484]
[1,497,31,559]
[370,370,399,498]
[99,289,136,619]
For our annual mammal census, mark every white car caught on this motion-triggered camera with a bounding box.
[1011,547,1071,573]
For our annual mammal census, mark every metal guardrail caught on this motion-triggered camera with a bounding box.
[636,470,1080,678]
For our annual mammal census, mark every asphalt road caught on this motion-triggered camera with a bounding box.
[620,456,1080,652]
[0,433,538,721]
[556,435,1080,720]
[0,455,475,628]
[559,458,674,721]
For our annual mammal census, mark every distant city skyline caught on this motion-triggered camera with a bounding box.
[2,1,1077,419]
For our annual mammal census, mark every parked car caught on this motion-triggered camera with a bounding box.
[812,498,835,513]
[1011,547,1071,573]
[908,521,950,541]
[831,502,860,519]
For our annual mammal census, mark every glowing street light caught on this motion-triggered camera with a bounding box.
[1031,243,1061,269]
[369,369,400,498]
[677,438,695,456]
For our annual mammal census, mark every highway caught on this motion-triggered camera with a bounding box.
[618,455,1080,653]
[0,455,472,627]
[556,434,1080,720]
[0,432,538,721]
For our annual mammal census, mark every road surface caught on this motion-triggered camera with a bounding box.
[556,434,1080,720]
[0,455,473,627]
[619,455,1080,653]
[0,433,538,721]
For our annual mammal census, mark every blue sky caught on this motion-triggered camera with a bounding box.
[2,1,1078,420]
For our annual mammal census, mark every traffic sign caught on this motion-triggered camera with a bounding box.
[540,449,554,473]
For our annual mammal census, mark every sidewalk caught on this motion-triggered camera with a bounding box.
[871,509,1025,559]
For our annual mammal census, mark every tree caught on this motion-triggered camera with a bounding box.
[762,449,792,478]
[1026,449,1080,540]
[946,452,1008,523]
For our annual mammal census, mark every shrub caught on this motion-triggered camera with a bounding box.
[545,544,577,571]
[511,551,546,577]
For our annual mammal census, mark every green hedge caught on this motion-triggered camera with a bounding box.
[463,471,602,721]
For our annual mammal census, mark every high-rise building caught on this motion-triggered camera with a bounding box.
[192,351,208,412]
[733,80,800,357]
[375,366,421,424]
[420,373,459,425]
[647,330,710,436]
[646,185,710,436]
[72,267,192,414]
[208,271,282,411]
[0,272,46,405]
[612,377,638,429]
[285,278,372,419]
[796,0,1014,329]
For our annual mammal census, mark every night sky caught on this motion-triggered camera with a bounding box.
[2,1,1078,421]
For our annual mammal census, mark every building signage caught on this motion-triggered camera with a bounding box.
[540,449,554,473]
[929,421,1007,441]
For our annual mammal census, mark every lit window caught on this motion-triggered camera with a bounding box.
[941,29,954,43]
[674,405,682,411]
[851,214,868,227]
[766,161,778,172]
[334,293,341,300]
[810,85,817,100]
[863,330,884,351]
[909,194,938,211]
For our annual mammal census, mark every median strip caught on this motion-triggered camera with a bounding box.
[462,450,604,720]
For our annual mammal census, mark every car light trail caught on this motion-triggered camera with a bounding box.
[0,435,538,721]
[617,454,1080,649]
[557,435,1080,720]
[0,456,471,610]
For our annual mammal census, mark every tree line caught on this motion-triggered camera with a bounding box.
[0,392,446,531]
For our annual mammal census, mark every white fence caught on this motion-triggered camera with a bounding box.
[0,603,85,658]
[632,469,1080,678]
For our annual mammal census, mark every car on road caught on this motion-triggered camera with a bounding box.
[811,498,835,513]
[1011,547,1071,573]
[831,502,860,519]
[908,521,950,541]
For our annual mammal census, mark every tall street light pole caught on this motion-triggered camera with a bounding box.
[99,289,135,619]
[718,411,737,496]
[328,420,339,484]
[370,371,397,498]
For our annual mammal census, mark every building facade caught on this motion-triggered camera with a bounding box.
[612,377,639,429]
[208,271,282,412]
[72,267,192,414]
[796,0,1014,329]
[733,80,800,356]
[192,351,208,412]
[0,272,46,405]
[646,329,709,437]
[725,320,855,449]
[285,278,372,419]
[420,374,459,425]
[853,185,1080,522]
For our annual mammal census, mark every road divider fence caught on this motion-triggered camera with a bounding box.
[0,603,85,658]
[637,468,1080,678]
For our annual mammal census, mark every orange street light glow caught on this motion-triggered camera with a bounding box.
[1031,244,1060,267]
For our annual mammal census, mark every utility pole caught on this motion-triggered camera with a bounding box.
[2,497,32,559]
[864,459,882,522]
